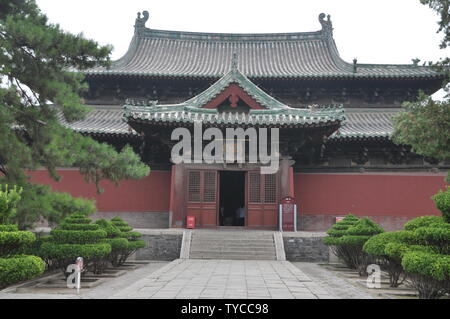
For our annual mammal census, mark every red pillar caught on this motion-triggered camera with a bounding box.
[169,164,186,228]
[280,156,295,199]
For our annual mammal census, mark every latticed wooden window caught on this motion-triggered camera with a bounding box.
[264,174,277,203]
[249,171,261,203]
[188,171,201,202]
[203,171,217,203]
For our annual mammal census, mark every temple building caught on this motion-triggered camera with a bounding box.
[30,12,448,231]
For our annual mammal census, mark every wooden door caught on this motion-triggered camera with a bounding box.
[186,170,218,228]
[247,171,278,229]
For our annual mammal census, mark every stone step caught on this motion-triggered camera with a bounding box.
[192,234,273,240]
[190,250,275,256]
[191,241,274,248]
[189,231,277,260]
[190,255,277,260]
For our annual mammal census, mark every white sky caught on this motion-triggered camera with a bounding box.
[36,0,448,97]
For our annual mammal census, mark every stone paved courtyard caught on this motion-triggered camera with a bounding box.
[110,259,336,299]
[0,259,380,299]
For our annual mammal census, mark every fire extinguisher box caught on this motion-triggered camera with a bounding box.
[186,216,195,229]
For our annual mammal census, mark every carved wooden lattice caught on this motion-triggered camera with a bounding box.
[264,174,277,203]
[249,171,277,204]
[249,171,261,203]
[188,170,216,203]
[188,171,201,202]
[203,171,217,203]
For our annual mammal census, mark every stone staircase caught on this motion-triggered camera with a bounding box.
[189,230,277,260]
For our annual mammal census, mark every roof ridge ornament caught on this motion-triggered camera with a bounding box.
[135,10,149,34]
[319,13,333,38]
[353,58,358,73]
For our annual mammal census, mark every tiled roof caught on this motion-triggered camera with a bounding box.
[57,108,137,136]
[123,66,345,128]
[84,13,442,80]
[124,103,345,128]
[60,106,399,141]
[329,109,399,141]
[182,64,289,110]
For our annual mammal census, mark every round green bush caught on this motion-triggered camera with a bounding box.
[339,235,372,246]
[432,187,450,223]
[63,213,92,225]
[58,223,100,231]
[413,223,450,254]
[363,231,414,256]
[119,231,142,240]
[50,229,107,244]
[325,215,359,238]
[40,242,111,273]
[127,239,145,250]
[0,255,45,289]
[108,217,145,267]
[346,218,384,236]
[95,219,121,237]
[102,238,129,250]
[0,225,18,232]
[0,231,36,257]
[404,216,444,231]
[402,250,450,281]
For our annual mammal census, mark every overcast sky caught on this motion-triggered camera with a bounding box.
[36,0,448,97]
[36,0,449,63]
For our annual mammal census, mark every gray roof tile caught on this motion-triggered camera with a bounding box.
[84,14,441,80]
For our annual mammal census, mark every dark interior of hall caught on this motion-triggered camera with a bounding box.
[219,171,246,226]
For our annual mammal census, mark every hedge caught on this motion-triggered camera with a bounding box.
[0,230,36,257]
[110,217,145,267]
[404,216,444,231]
[0,255,45,289]
[433,187,450,223]
[40,243,111,261]
[50,229,107,244]
[39,214,111,274]
[324,216,383,274]
[363,231,414,287]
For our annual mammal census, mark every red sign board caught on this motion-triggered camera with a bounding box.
[186,216,196,229]
[281,196,295,232]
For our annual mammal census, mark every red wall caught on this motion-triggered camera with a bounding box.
[295,173,447,217]
[28,169,171,212]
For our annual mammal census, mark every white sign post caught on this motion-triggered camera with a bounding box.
[66,257,83,293]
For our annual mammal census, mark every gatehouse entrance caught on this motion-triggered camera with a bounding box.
[219,171,246,227]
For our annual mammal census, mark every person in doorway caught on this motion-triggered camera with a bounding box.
[220,206,225,226]
[235,206,245,226]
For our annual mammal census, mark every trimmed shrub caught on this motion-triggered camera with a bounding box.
[324,217,384,275]
[0,255,45,289]
[0,185,22,224]
[363,231,414,287]
[39,214,111,274]
[401,250,450,299]
[110,217,145,266]
[95,219,128,272]
[0,230,36,257]
[323,215,360,269]
[404,216,444,231]
[390,207,450,299]
[433,187,450,223]
[0,185,45,288]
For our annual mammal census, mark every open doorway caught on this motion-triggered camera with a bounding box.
[219,171,246,226]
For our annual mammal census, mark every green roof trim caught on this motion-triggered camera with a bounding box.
[123,66,345,127]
